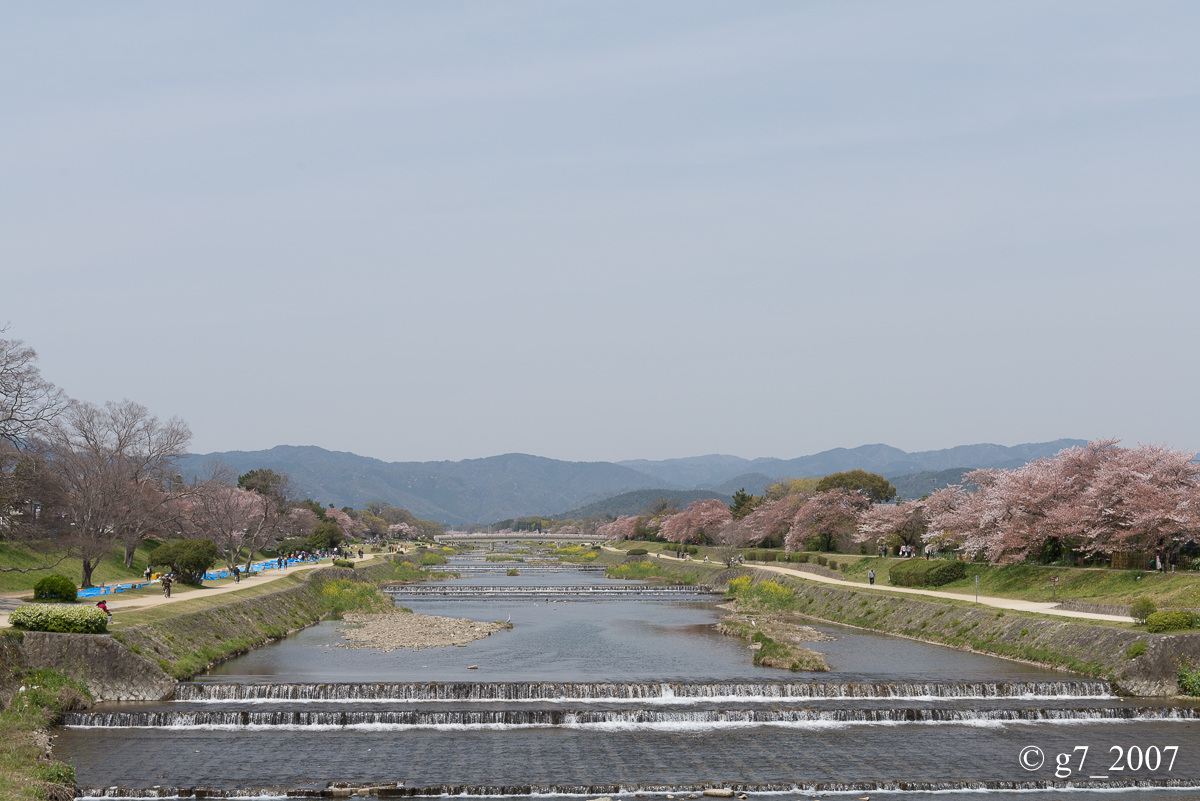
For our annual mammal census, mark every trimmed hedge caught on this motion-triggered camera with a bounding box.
[888,559,967,588]
[627,548,649,556]
[332,559,356,568]
[1146,610,1199,633]
[34,574,79,603]
[10,604,107,633]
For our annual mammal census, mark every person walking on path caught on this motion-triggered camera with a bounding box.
[868,568,875,586]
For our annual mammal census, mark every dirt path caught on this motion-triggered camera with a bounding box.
[0,554,386,627]
[603,546,1132,623]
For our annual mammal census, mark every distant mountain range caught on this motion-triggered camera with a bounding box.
[178,439,1086,525]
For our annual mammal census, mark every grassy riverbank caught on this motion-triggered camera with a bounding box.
[0,631,90,801]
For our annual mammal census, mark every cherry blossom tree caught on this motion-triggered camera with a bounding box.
[856,501,928,552]
[659,499,733,544]
[387,521,419,540]
[184,480,269,574]
[597,515,639,541]
[786,489,869,552]
[738,493,808,548]
[922,440,1200,563]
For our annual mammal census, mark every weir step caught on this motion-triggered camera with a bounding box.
[173,679,1117,702]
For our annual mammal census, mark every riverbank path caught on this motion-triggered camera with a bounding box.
[0,553,387,628]
[606,547,1133,623]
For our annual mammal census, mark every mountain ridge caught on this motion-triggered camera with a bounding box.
[178,439,1088,525]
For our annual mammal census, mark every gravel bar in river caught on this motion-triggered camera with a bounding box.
[334,609,512,652]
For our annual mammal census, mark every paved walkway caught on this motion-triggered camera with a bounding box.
[0,553,386,628]
[603,546,1133,623]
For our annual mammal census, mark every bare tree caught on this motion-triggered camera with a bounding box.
[0,332,67,447]
[46,399,191,587]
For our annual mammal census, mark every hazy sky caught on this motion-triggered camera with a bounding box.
[4,2,1198,463]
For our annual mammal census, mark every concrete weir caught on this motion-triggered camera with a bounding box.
[382,584,721,599]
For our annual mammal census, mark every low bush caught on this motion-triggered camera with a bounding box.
[816,556,828,566]
[1146,610,1199,633]
[316,578,390,618]
[1126,641,1147,660]
[332,559,356,568]
[789,552,809,563]
[627,548,649,556]
[889,559,966,588]
[1178,659,1200,696]
[9,604,107,633]
[760,551,777,562]
[506,568,520,576]
[744,551,759,562]
[33,574,78,603]
[1130,596,1157,624]
[826,560,838,571]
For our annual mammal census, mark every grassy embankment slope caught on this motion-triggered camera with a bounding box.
[0,541,283,595]
[0,631,91,801]
[605,541,1200,609]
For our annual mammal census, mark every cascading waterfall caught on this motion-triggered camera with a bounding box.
[72,777,1200,798]
[64,705,1197,729]
[174,679,1116,703]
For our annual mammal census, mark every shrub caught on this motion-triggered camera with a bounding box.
[741,579,796,611]
[506,568,520,576]
[816,556,828,566]
[791,552,809,563]
[826,560,838,571]
[760,551,777,562]
[728,575,753,595]
[1126,641,1147,660]
[1178,659,1200,696]
[744,551,759,562]
[317,579,389,618]
[10,604,107,633]
[332,559,356,568]
[1130,596,1157,624]
[33,574,78,603]
[149,539,219,584]
[1146,610,1199,633]
[627,548,649,556]
[889,559,966,588]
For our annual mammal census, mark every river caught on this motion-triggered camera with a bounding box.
[55,557,1200,799]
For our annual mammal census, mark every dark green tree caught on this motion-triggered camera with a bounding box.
[149,539,219,585]
[307,520,344,550]
[729,488,761,520]
[236,468,293,511]
[299,498,330,521]
[815,469,897,504]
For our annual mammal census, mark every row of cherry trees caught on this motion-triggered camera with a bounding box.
[599,440,1200,565]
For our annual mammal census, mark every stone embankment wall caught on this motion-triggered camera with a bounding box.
[21,632,176,702]
[0,560,403,705]
[680,564,1200,697]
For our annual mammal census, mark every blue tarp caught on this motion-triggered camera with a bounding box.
[75,557,322,597]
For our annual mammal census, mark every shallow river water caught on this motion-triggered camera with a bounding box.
[56,561,1200,800]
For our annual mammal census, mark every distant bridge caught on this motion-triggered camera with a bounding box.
[435,533,600,545]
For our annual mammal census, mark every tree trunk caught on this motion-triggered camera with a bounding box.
[124,539,137,569]
[80,558,96,589]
